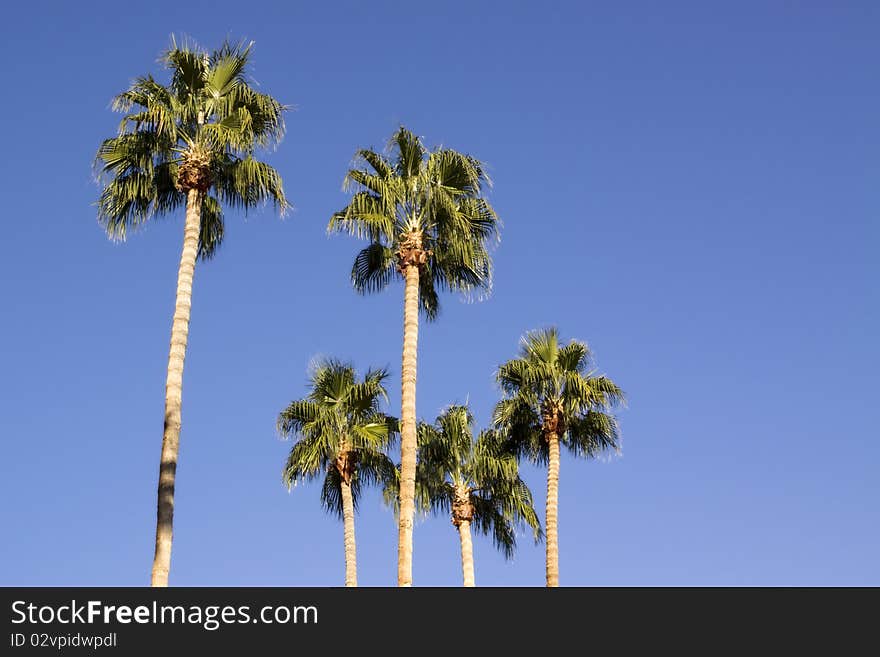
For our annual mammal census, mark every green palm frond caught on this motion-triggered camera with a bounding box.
[381,462,402,512]
[96,172,158,239]
[96,131,167,176]
[355,148,393,179]
[491,398,543,462]
[561,371,596,412]
[556,341,589,374]
[234,87,286,147]
[350,421,389,449]
[470,430,519,484]
[204,41,250,99]
[344,168,400,198]
[522,327,560,365]
[586,375,626,409]
[198,194,224,259]
[215,155,287,214]
[391,126,426,177]
[282,436,326,488]
[113,76,180,141]
[470,494,517,559]
[320,468,344,518]
[355,450,398,494]
[351,242,395,294]
[418,267,440,319]
[330,192,395,241]
[348,377,385,409]
[154,162,184,215]
[567,410,621,458]
[277,399,321,435]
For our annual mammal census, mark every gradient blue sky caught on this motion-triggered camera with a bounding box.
[1,1,877,586]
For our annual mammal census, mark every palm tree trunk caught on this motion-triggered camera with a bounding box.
[151,188,202,587]
[457,520,476,587]
[340,478,358,587]
[397,264,420,586]
[546,431,560,587]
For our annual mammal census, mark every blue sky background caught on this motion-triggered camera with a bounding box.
[1,1,877,586]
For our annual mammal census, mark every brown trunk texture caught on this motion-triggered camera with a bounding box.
[397,264,420,586]
[458,519,476,587]
[151,188,202,587]
[340,478,358,587]
[546,431,561,587]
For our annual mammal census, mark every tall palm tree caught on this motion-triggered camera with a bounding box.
[95,37,288,586]
[278,360,398,587]
[415,405,540,587]
[494,328,624,587]
[328,127,500,586]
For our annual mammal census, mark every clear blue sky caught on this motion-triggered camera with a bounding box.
[0,0,877,586]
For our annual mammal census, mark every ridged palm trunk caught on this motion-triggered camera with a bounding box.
[339,477,358,587]
[453,484,475,587]
[545,431,561,587]
[151,187,203,587]
[397,263,420,586]
[457,520,476,587]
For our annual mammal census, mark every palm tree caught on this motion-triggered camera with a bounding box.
[328,127,500,586]
[494,328,624,587]
[95,37,288,586]
[278,360,398,587]
[415,405,540,586]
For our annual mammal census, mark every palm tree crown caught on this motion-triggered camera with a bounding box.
[279,361,398,515]
[494,328,625,462]
[417,405,540,558]
[96,36,288,257]
[327,126,499,318]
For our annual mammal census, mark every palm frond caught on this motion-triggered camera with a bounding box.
[234,87,286,146]
[356,450,398,492]
[96,172,156,240]
[470,494,517,559]
[351,243,395,295]
[586,375,627,409]
[328,192,395,241]
[216,156,288,214]
[565,410,621,458]
[320,468,344,518]
[390,126,426,178]
[277,399,321,436]
[282,436,327,488]
[355,148,393,179]
[198,194,224,260]
[556,340,589,374]
[521,327,560,365]
[204,42,250,99]
[418,268,440,320]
